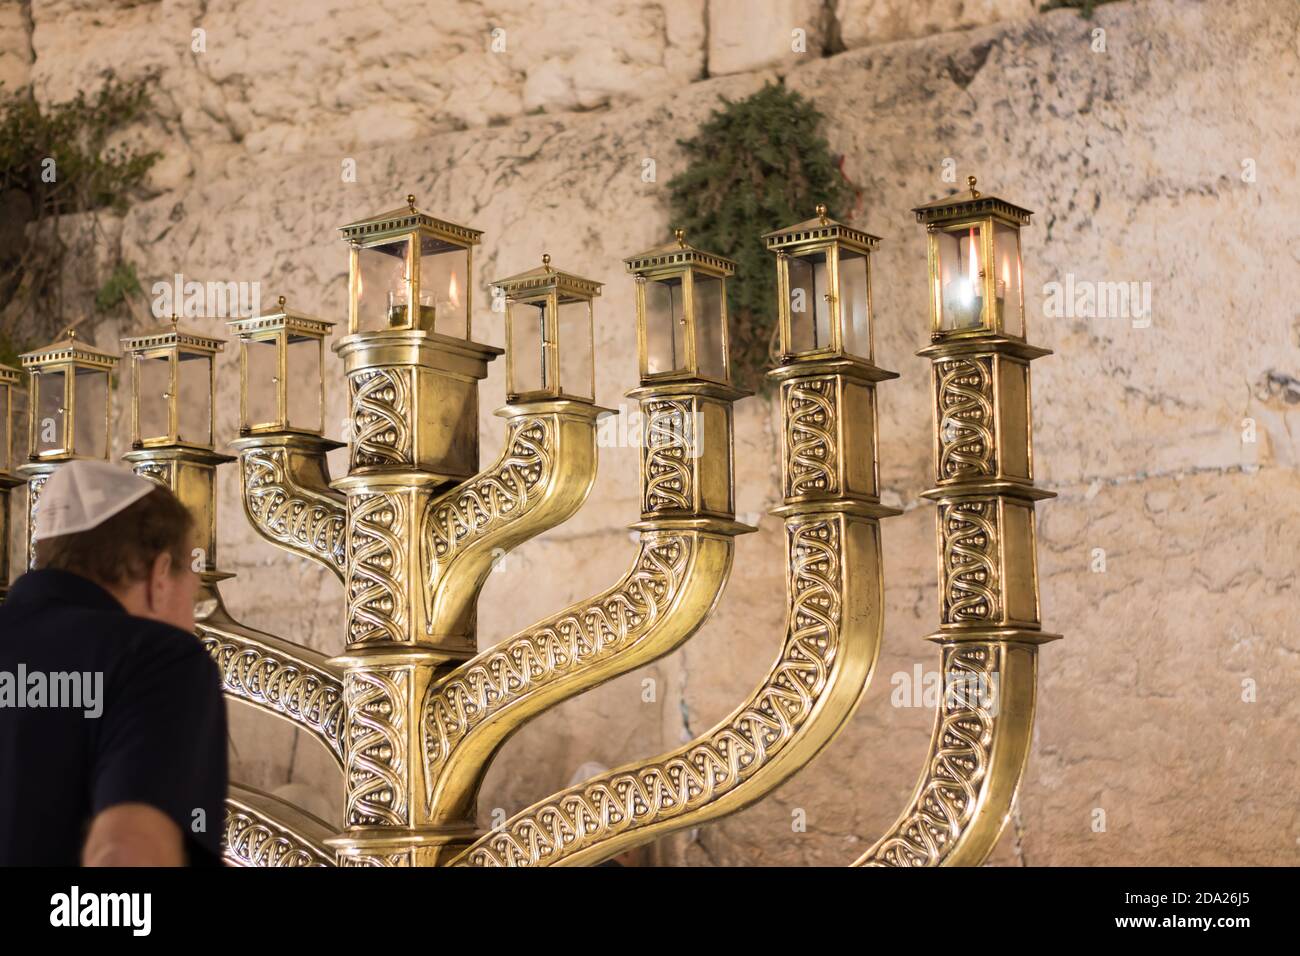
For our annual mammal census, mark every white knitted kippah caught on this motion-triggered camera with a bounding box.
[32,460,156,542]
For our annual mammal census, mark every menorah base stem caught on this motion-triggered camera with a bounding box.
[327,823,480,867]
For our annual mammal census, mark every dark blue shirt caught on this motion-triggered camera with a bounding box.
[0,569,228,866]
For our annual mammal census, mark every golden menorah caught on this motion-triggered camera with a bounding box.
[0,176,1057,867]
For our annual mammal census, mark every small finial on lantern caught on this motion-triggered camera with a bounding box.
[66,327,77,341]
[407,194,417,211]
[816,203,828,224]
[542,253,552,271]
[967,175,980,199]
[674,228,686,248]
[278,295,287,309]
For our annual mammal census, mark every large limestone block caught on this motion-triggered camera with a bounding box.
[836,0,1036,50]
[708,0,828,75]
[0,0,31,92]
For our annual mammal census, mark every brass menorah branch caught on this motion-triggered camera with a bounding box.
[0,178,1056,868]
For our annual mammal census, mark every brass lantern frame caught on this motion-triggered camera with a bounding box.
[764,203,880,363]
[122,320,223,450]
[340,194,481,339]
[0,363,19,476]
[20,331,118,462]
[495,255,602,404]
[228,299,332,437]
[624,229,736,385]
[914,177,1032,342]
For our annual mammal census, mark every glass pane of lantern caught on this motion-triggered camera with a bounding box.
[355,239,410,330]
[286,335,322,432]
[992,221,1023,337]
[644,276,687,375]
[838,251,871,360]
[34,370,66,455]
[510,300,547,395]
[0,386,9,472]
[692,274,727,381]
[245,337,280,427]
[558,299,593,401]
[787,252,833,352]
[420,239,469,339]
[177,352,212,446]
[137,353,172,442]
[936,225,985,331]
[73,368,108,458]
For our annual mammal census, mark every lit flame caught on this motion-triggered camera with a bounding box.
[448,270,460,309]
[967,227,980,287]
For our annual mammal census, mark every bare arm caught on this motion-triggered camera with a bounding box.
[82,803,185,867]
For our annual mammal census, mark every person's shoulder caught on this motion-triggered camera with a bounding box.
[120,619,219,679]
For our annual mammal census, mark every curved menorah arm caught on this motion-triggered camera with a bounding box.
[855,331,1059,867]
[421,523,742,826]
[197,599,346,768]
[452,506,889,866]
[418,400,605,647]
[223,783,336,867]
[230,433,348,581]
[855,637,1044,866]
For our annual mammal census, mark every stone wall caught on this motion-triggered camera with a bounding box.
[5,0,1299,865]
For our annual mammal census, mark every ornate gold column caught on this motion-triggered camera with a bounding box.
[0,364,21,601]
[856,178,1058,866]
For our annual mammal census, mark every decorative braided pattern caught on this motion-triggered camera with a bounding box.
[940,499,999,623]
[26,474,48,570]
[242,446,347,578]
[423,417,552,567]
[861,645,997,866]
[936,357,995,480]
[222,805,333,867]
[339,852,411,867]
[642,399,694,512]
[454,517,841,867]
[347,492,408,644]
[200,632,345,764]
[421,534,693,809]
[350,367,411,468]
[345,668,409,827]
[784,377,838,498]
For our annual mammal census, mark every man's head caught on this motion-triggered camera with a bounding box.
[33,462,199,632]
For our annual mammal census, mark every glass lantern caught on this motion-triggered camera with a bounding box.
[624,229,735,385]
[227,296,332,435]
[121,318,223,450]
[0,364,19,476]
[764,204,880,363]
[494,254,601,403]
[339,194,481,339]
[20,330,119,461]
[914,176,1032,339]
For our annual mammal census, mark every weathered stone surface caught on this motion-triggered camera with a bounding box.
[836,0,1037,50]
[707,0,828,75]
[9,0,1298,866]
[0,0,31,92]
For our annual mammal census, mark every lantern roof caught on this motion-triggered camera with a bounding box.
[0,362,20,386]
[913,177,1033,226]
[624,229,736,277]
[494,255,603,300]
[764,204,881,254]
[339,194,483,248]
[121,316,225,354]
[227,296,334,339]
[21,329,119,370]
